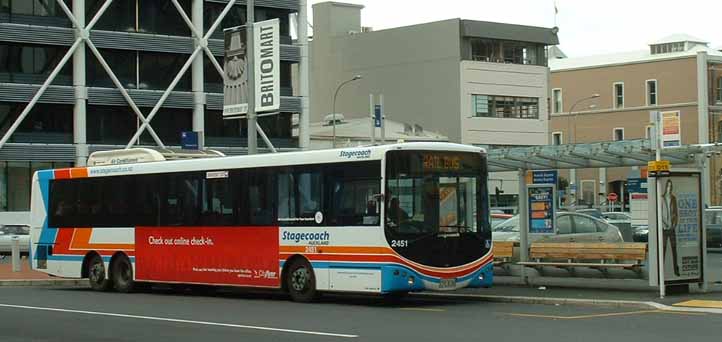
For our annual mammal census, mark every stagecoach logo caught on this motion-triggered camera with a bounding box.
[281,231,330,245]
[314,211,324,224]
[339,149,371,160]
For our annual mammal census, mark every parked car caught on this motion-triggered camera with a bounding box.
[704,209,722,250]
[602,212,631,225]
[575,208,605,220]
[491,213,513,229]
[0,224,30,256]
[630,209,722,249]
[492,212,624,243]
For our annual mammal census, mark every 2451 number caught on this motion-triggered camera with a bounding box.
[391,240,408,248]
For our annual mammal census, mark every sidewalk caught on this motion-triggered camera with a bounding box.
[423,275,722,312]
[0,257,84,286]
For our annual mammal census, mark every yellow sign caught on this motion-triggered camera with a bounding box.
[647,160,671,172]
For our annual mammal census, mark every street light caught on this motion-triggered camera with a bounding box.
[567,93,600,144]
[565,93,599,209]
[331,75,362,148]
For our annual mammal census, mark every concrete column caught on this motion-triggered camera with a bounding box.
[518,169,529,283]
[298,0,310,150]
[192,0,205,149]
[73,0,88,166]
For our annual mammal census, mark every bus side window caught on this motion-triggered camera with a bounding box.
[248,168,274,226]
[49,179,76,227]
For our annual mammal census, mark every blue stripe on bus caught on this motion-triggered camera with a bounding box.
[36,170,57,247]
[279,260,490,285]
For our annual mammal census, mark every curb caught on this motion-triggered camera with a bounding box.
[413,292,722,314]
[0,279,86,287]
[412,292,656,309]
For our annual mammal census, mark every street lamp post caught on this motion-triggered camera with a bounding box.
[332,75,362,148]
[566,93,599,208]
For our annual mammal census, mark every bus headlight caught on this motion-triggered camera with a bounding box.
[478,273,485,281]
[407,276,415,286]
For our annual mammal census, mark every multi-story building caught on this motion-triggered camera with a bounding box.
[310,1,558,206]
[0,0,304,222]
[549,34,722,206]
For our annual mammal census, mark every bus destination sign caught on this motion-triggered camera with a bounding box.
[423,154,460,172]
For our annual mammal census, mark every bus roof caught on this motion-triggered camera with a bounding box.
[65,142,486,178]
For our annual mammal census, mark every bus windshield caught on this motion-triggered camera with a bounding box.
[385,150,490,267]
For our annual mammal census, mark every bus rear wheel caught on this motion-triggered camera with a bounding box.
[87,254,112,291]
[285,259,318,302]
[111,255,135,293]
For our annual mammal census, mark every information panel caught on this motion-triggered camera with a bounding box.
[528,184,555,234]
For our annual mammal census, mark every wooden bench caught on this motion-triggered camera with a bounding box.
[518,242,648,277]
[493,241,516,270]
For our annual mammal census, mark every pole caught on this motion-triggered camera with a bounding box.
[370,94,376,145]
[518,169,529,284]
[73,0,88,166]
[380,94,386,143]
[191,0,205,150]
[697,51,710,292]
[655,111,665,298]
[246,0,257,154]
[11,236,20,272]
[298,0,310,150]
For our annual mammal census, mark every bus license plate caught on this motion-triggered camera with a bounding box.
[439,278,456,289]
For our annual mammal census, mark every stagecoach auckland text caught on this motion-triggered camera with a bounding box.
[339,149,371,159]
[282,231,330,244]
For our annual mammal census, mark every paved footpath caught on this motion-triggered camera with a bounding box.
[0,257,49,280]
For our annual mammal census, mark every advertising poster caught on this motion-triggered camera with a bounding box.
[661,110,681,148]
[656,174,702,282]
[223,26,248,117]
[135,227,280,287]
[253,18,280,113]
[528,185,555,234]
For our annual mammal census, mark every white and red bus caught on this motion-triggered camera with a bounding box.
[30,142,493,301]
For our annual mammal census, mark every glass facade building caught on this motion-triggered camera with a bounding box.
[0,0,302,214]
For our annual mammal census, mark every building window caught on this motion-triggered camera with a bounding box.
[645,125,653,139]
[472,95,539,119]
[613,82,624,109]
[552,89,563,114]
[467,38,546,66]
[717,77,722,104]
[0,43,73,85]
[552,132,563,145]
[1,0,71,27]
[646,79,657,106]
[613,128,624,141]
[138,51,191,91]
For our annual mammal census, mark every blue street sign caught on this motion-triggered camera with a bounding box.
[532,170,558,185]
[374,104,381,128]
[627,177,648,193]
[181,131,199,150]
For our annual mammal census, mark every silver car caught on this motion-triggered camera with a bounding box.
[0,225,30,256]
[492,212,624,243]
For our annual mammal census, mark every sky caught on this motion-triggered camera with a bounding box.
[307,0,720,58]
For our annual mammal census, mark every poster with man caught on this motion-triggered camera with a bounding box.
[223,26,248,117]
[657,173,702,282]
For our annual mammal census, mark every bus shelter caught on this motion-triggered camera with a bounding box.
[486,139,722,292]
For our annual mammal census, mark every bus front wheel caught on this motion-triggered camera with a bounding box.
[111,255,135,293]
[87,254,112,291]
[285,258,318,302]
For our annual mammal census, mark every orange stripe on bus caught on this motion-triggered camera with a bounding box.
[69,228,135,251]
[70,167,88,178]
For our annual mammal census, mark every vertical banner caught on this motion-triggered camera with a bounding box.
[661,110,681,148]
[223,26,249,117]
[656,173,703,283]
[528,184,556,234]
[254,18,280,113]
